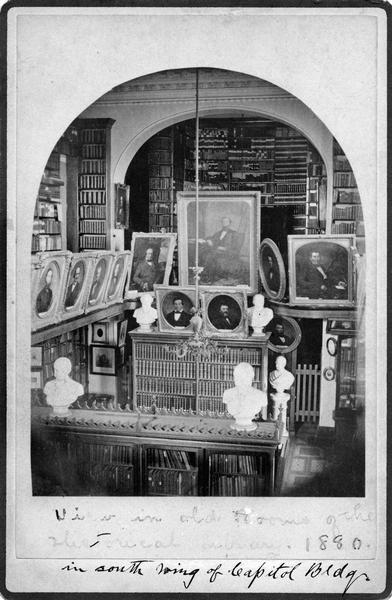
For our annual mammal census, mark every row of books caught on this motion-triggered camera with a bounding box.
[149,177,172,190]
[79,204,106,219]
[200,348,262,365]
[199,381,230,399]
[146,447,195,470]
[335,189,361,204]
[333,205,363,220]
[230,172,274,183]
[200,127,228,140]
[80,159,106,174]
[39,183,60,199]
[210,474,262,496]
[81,128,106,144]
[136,375,195,396]
[198,397,226,413]
[149,136,171,151]
[78,174,106,189]
[149,202,172,214]
[149,189,172,203]
[32,234,62,252]
[334,156,352,171]
[148,150,172,164]
[79,190,106,204]
[149,214,172,228]
[147,469,197,496]
[81,144,105,159]
[135,359,196,379]
[229,159,274,171]
[209,453,258,474]
[33,219,61,234]
[334,171,357,187]
[198,363,234,380]
[340,359,356,379]
[149,164,172,177]
[78,443,133,464]
[332,222,357,234]
[80,463,134,492]
[79,219,106,234]
[79,234,107,249]
[275,182,307,194]
[135,393,194,411]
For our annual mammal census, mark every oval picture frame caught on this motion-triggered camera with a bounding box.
[326,337,337,357]
[323,367,336,381]
[267,315,302,354]
[258,238,286,301]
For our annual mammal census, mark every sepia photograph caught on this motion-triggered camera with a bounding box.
[128,232,176,292]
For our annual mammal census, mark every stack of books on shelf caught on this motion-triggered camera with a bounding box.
[209,453,264,496]
[146,448,197,496]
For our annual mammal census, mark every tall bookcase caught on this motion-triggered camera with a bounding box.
[32,151,65,253]
[148,129,175,232]
[77,118,114,250]
[130,331,269,415]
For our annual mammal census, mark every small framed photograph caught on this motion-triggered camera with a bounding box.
[104,251,131,305]
[258,238,286,301]
[177,191,261,294]
[30,370,43,389]
[117,345,126,367]
[114,183,130,229]
[118,320,128,346]
[91,322,109,344]
[288,235,356,306]
[128,232,177,293]
[31,346,43,368]
[155,285,197,335]
[85,252,114,313]
[90,346,116,376]
[59,253,94,317]
[326,318,357,335]
[31,251,72,330]
[266,316,302,354]
[201,288,248,338]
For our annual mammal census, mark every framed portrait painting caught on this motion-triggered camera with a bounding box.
[31,251,71,330]
[104,251,131,305]
[266,316,302,354]
[85,252,114,313]
[177,191,261,294]
[258,238,286,301]
[114,183,130,229]
[288,235,356,306]
[155,285,197,335]
[59,253,94,318]
[128,232,177,293]
[90,345,116,376]
[201,288,248,339]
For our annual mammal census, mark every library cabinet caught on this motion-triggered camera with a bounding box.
[129,330,269,414]
[31,410,284,497]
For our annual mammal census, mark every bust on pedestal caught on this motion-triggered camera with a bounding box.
[223,362,268,431]
[134,293,157,331]
[247,293,273,337]
[269,355,295,436]
[43,357,84,416]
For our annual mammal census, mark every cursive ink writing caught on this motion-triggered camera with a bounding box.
[233,508,309,527]
[229,561,301,589]
[95,560,152,574]
[179,506,220,524]
[156,562,199,589]
[305,561,370,595]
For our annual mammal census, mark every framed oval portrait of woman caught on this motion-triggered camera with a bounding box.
[258,238,286,301]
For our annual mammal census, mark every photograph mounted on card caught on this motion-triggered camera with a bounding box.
[288,235,356,306]
[155,285,198,335]
[201,288,248,338]
[114,183,130,229]
[31,251,71,330]
[91,322,110,344]
[104,251,130,305]
[128,232,177,293]
[59,252,95,318]
[177,191,260,294]
[258,238,286,301]
[84,252,114,313]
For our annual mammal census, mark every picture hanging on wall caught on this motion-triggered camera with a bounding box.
[114,183,130,229]
[128,232,177,293]
[258,238,286,301]
[266,316,302,354]
[90,345,116,376]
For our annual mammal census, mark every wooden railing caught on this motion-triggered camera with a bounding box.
[293,363,321,423]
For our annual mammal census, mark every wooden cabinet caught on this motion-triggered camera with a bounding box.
[130,330,269,415]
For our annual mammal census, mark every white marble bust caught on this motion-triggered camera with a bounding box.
[269,355,295,394]
[134,293,157,331]
[247,293,273,336]
[223,362,268,431]
[44,357,84,415]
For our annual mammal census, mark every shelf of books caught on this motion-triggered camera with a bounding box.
[148,129,175,232]
[32,151,65,253]
[77,118,114,250]
[208,451,265,496]
[130,331,269,416]
[144,446,198,495]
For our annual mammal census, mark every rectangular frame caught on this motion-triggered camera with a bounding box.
[90,345,117,376]
[31,251,72,331]
[177,191,261,294]
[114,183,130,229]
[154,285,198,335]
[288,235,356,307]
[200,287,248,339]
[30,346,43,368]
[104,251,131,306]
[326,318,357,335]
[91,322,110,344]
[84,251,114,314]
[30,370,43,390]
[58,252,95,318]
[117,319,128,346]
[128,232,177,293]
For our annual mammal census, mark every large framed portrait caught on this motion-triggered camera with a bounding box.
[258,238,286,301]
[114,183,130,229]
[177,191,261,294]
[128,232,177,293]
[85,252,114,313]
[31,251,71,330]
[288,235,356,306]
[59,253,94,318]
[104,251,131,305]
[266,316,302,354]
[155,285,197,335]
[201,289,248,338]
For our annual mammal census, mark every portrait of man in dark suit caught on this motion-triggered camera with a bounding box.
[208,296,241,331]
[269,319,293,348]
[107,258,124,298]
[296,243,348,301]
[88,259,107,304]
[64,262,84,308]
[36,267,54,314]
[132,247,158,292]
[198,216,243,284]
[164,297,192,328]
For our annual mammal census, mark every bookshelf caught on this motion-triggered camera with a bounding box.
[148,129,175,232]
[77,118,114,250]
[144,446,199,496]
[208,451,265,496]
[32,151,65,253]
[130,331,269,415]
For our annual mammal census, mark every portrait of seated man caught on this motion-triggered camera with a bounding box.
[268,319,294,348]
[64,262,84,308]
[36,266,54,314]
[132,247,158,292]
[295,243,349,300]
[88,259,107,304]
[208,295,241,330]
[164,296,192,328]
[198,216,245,285]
